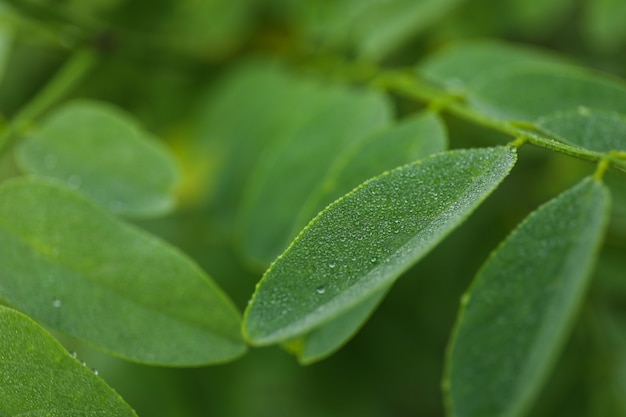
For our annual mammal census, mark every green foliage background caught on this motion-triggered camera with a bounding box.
[1,0,626,416]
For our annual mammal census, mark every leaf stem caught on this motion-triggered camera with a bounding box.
[0,48,96,155]
[594,156,611,181]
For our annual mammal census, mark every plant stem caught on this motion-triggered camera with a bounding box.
[0,48,96,155]
[373,69,623,171]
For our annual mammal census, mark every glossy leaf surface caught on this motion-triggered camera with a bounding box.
[17,100,180,218]
[446,177,610,417]
[244,146,517,345]
[0,177,245,366]
[0,305,137,416]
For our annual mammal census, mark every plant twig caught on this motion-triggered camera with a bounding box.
[0,48,96,156]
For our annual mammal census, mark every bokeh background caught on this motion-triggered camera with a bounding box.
[1,0,625,416]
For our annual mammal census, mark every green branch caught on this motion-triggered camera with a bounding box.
[372,69,625,173]
[0,48,97,155]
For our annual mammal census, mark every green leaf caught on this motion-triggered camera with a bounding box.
[0,305,137,416]
[468,66,626,121]
[16,100,180,218]
[351,0,466,60]
[288,111,449,261]
[536,108,626,152]
[418,40,569,92]
[0,177,245,366]
[284,286,390,365]
[297,0,464,61]
[243,146,517,345]
[446,177,610,417]
[239,86,392,267]
[193,60,347,232]
[281,111,447,363]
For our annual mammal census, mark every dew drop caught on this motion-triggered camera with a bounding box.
[370,257,377,263]
[316,286,326,294]
[52,299,62,308]
[92,368,99,375]
[328,262,336,269]
[69,351,77,359]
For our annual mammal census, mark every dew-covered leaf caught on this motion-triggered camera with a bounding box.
[288,111,448,255]
[279,111,447,363]
[0,177,245,366]
[0,305,137,416]
[536,108,626,152]
[239,86,392,267]
[446,177,610,417]
[16,100,180,218]
[468,66,626,122]
[243,146,517,345]
[418,40,569,91]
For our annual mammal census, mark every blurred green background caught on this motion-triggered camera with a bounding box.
[1,0,625,416]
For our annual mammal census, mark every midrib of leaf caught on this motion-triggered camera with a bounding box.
[0,222,241,344]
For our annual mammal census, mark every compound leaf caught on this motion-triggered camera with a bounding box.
[446,177,610,417]
[244,146,517,345]
[16,100,180,218]
[0,305,137,416]
[0,177,245,366]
